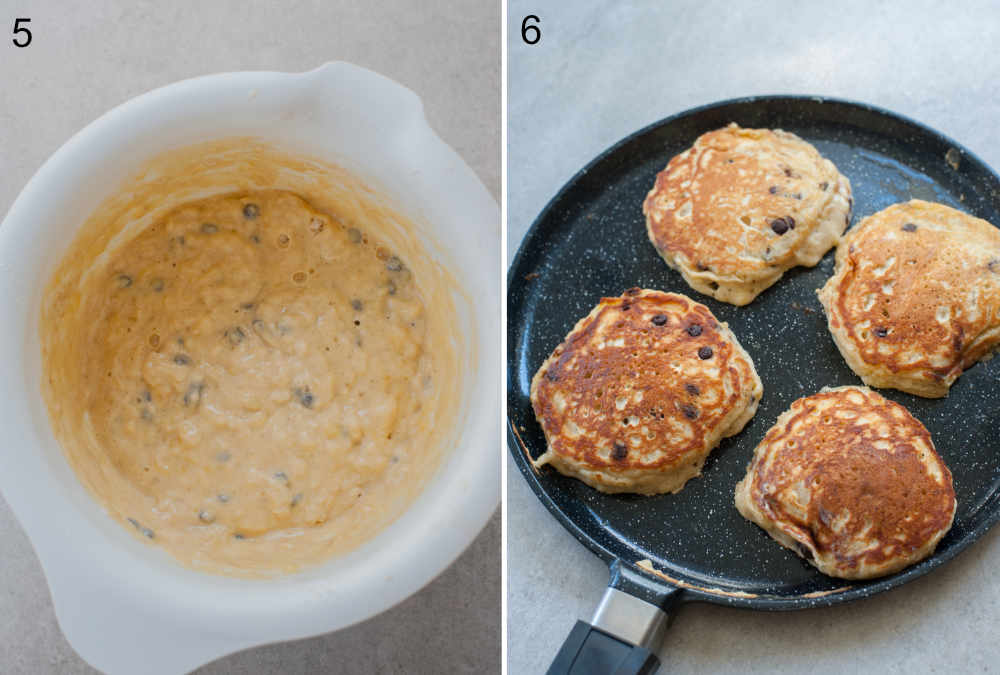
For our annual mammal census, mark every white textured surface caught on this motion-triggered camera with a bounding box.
[508,1,1000,673]
[0,1,498,673]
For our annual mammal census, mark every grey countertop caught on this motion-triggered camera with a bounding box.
[507,1,1000,673]
[0,1,499,673]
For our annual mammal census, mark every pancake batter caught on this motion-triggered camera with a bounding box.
[41,144,463,576]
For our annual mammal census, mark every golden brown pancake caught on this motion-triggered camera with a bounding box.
[818,200,1000,398]
[735,386,956,580]
[643,123,852,305]
[530,288,762,494]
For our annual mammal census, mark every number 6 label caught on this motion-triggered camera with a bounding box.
[521,15,540,45]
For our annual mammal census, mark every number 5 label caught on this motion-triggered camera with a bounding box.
[12,17,31,48]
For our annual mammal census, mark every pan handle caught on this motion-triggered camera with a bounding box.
[546,560,683,675]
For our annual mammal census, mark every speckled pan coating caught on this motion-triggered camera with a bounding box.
[507,96,1000,609]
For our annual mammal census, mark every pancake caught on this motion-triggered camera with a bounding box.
[530,288,763,494]
[818,200,1000,398]
[735,386,956,580]
[643,123,852,306]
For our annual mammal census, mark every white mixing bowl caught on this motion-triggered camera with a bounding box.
[0,62,498,674]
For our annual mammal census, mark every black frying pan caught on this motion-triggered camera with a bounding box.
[507,96,1000,674]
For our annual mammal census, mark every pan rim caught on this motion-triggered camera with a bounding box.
[507,93,1000,610]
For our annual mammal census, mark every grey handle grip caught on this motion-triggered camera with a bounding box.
[547,561,683,675]
[547,620,660,675]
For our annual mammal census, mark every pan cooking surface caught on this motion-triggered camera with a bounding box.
[507,97,1000,608]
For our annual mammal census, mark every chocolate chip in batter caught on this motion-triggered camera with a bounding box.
[293,386,314,408]
[351,299,363,311]
[347,227,363,244]
[291,493,304,507]
[612,441,628,461]
[225,326,246,346]
[242,203,260,219]
[183,381,205,408]
[198,510,215,524]
[698,346,714,359]
[385,256,404,272]
[685,383,700,396]
[624,287,641,296]
[988,259,1000,274]
[902,223,918,232]
[141,390,152,402]
[250,234,261,244]
[819,181,829,191]
[173,353,192,366]
[273,471,289,483]
[687,323,702,337]
[127,517,155,539]
[784,167,793,177]
[117,274,133,288]
[768,186,779,194]
[200,223,219,234]
[651,314,668,326]
[696,262,709,271]
[874,326,888,338]
[680,403,699,420]
[234,533,246,540]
